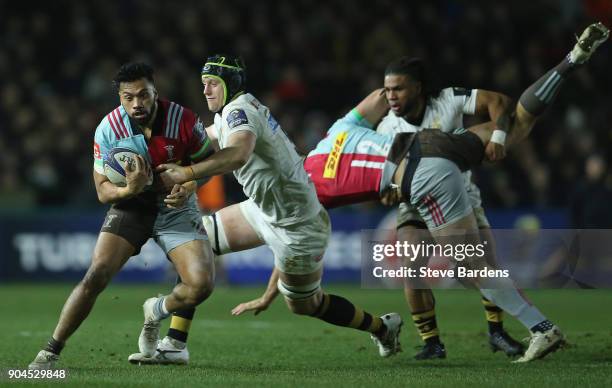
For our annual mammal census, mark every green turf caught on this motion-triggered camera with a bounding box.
[1,284,611,387]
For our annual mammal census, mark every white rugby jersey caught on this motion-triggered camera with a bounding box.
[377,87,479,191]
[377,87,478,135]
[212,93,321,226]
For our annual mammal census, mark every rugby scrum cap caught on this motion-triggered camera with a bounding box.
[201,54,246,106]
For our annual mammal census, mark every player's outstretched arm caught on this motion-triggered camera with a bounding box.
[473,90,513,162]
[157,131,256,190]
[355,88,389,126]
[506,22,609,148]
[231,267,280,316]
[473,90,513,125]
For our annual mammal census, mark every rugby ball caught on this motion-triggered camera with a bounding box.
[103,148,153,187]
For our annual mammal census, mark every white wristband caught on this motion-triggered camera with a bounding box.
[490,129,507,145]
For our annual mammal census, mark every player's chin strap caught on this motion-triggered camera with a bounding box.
[202,214,231,255]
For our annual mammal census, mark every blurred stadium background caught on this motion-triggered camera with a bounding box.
[1,1,612,384]
[1,0,611,283]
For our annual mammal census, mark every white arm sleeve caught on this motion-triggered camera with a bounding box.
[450,87,478,115]
[463,88,478,115]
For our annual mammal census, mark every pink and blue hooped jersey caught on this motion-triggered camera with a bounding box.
[92,99,213,209]
[93,99,213,175]
[304,109,396,208]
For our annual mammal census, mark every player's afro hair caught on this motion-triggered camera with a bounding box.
[384,57,425,81]
[113,62,155,90]
[385,57,440,99]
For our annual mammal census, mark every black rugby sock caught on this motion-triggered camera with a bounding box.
[312,293,384,334]
[518,56,577,116]
[482,297,504,334]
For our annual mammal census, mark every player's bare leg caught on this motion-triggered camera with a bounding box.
[29,232,135,369]
[398,225,435,308]
[129,203,263,364]
[399,219,523,359]
[470,23,609,152]
[157,203,402,359]
[213,203,265,251]
[397,224,447,359]
[478,225,525,356]
[278,268,403,358]
[508,22,609,144]
[429,213,564,362]
[163,241,215,311]
[137,240,214,358]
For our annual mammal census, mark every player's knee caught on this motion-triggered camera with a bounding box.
[81,265,113,294]
[277,279,322,316]
[284,296,320,316]
[185,276,214,306]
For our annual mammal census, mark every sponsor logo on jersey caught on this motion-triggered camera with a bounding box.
[93,143,101,159]
[267,113,279,133]
[227,109,249,129]
[323,131,347,179]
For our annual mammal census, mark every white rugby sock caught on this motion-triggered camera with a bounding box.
[479,288,546,329]
[161,297,170,316]
[153,296,171,320]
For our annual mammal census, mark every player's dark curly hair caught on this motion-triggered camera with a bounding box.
[112,62,155,90]
[384,57,440,100]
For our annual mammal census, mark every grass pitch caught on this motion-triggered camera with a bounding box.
[1,284,611,387]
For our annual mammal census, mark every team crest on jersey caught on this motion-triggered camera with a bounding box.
[227,109,248,129]
[323,131,347,179]
[164,145,175,160]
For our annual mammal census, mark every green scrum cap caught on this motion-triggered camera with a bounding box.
[201,54,246,106]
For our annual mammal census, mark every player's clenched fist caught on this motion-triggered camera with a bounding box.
[124,155,150,195]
